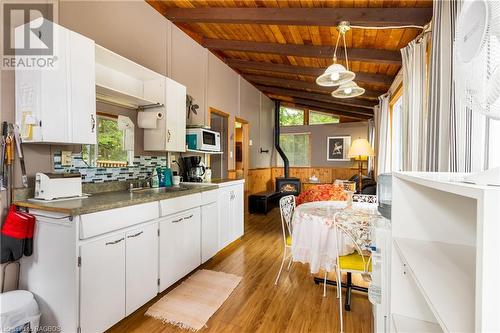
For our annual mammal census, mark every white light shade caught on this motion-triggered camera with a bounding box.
[348,138,375,158]
[316,63,355,87]
[332,81,365,98]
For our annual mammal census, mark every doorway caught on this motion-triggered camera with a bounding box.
[209,108,229,179]
[235,117,249,192]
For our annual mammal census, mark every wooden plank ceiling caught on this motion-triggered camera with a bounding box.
[147,0,432,122]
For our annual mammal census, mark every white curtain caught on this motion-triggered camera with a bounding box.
[400,33,431,171]
[426,0,460,171]
[374,94,391,175]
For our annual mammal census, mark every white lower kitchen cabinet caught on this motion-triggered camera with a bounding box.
[80,233,126,333]
[159,208,201,291]
[19,180,245,333]
[201,201,219,263]
[125,223,159,316]
[218,183,245,250]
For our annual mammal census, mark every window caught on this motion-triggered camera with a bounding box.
[82,115,132,167]
[488,119,500,168]
[279,106,305,126]
[309,110,339,125]
[278,133,311,167]
[391,94,403,172]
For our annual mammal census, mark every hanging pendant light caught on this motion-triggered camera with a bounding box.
[316,22,355,87]
[332,81,366,98]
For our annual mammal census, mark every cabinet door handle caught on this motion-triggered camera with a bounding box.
[106,237,124,245]
[91,114,96,133]
[183,214,193,221]
[167,129,171,142]
[172,217,183,223]
[127,231,143,238]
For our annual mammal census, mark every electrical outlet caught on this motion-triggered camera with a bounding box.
[61,151,73,166]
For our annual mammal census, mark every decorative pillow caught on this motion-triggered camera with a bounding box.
[296,184,347,206]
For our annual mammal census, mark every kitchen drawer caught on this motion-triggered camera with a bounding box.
[160,193,201,216]
[201,189,218,205]
[79,202,159,239]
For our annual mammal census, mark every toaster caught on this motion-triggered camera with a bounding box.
[34,173,83,201]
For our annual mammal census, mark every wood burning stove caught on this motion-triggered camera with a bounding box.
[274,100,301,196]
[276,177,301,196]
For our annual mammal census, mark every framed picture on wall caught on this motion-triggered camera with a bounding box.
[327,136,351,161]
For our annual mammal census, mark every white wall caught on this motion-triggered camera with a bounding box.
[169,24,208,127]
[0,0,275,185]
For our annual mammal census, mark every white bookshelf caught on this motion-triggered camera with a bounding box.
[389,172,500,333]
[392,314,442,333]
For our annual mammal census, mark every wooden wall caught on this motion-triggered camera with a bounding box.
[244,166,366,195]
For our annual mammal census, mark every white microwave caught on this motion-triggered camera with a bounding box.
[186,128,221,152]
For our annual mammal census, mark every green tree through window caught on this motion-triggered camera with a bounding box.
[279,107,305,126]
[82,116,129,165]
[309,110,339,125]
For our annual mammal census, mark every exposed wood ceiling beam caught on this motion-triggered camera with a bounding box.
[203,39,401,65]
[255,85,376,109]
[288,98,373,116]
[244,74,383,100]
[227,59,393,86]
[275,98,371,120]
[162,7,432,27]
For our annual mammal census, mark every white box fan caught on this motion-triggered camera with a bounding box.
[455,0,500,186]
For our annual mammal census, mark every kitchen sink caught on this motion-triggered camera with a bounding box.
[130,186,189,194]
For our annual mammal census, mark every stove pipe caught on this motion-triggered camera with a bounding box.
[274,100,289,178]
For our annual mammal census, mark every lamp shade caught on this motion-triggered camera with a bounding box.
[348,138,375,158]
[332,81,365,98]
[316,64,355,87]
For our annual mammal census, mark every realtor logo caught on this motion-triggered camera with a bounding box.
[2,2,56,69]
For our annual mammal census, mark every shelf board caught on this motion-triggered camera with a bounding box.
[96,84,161,109]
[392,314,442,333]
[394,172,499,199]
[186,149,223,155]
[393,237,475,333]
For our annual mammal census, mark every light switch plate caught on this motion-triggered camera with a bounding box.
[61,151,73,166]
[249,139,253,146]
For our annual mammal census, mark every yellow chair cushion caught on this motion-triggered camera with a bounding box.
[286,235,292,246]
[339,252,372,272]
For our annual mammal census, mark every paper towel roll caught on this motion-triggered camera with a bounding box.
[138,111,164,129]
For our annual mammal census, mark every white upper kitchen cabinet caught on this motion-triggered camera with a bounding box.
[15,20,96,145]
[143,77,187,152]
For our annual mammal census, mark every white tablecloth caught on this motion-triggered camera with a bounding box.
[291,201,378,274]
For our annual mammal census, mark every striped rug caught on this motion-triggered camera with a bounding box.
[145,269,242,331]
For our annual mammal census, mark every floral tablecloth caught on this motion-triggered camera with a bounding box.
[291,200,378,274]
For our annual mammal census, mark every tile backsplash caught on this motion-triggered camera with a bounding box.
[53,152,167,183]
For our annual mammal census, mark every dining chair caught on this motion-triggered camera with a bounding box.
[341,194,378,312]
[275,195,296,285]
[333,210,377,333]
[275,195,333,298]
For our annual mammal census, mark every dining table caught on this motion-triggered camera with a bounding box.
[291,200,378,274]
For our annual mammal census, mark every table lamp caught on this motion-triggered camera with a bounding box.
[348,138,375,193]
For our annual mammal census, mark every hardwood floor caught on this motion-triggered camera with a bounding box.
[107,208,373,333]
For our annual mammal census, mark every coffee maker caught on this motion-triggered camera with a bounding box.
[181,156,206,182]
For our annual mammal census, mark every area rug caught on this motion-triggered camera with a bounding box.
[145,269,242,331]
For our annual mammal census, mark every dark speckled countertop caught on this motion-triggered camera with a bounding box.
[15,184,219,216]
